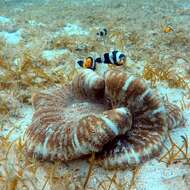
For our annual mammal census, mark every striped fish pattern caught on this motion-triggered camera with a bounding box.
[95,51,126,66]
[24,69,185,169]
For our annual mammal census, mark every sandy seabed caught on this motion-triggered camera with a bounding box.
[0,0,190,189]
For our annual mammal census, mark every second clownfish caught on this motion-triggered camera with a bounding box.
[95,51,126,66]
[163,26,173,33]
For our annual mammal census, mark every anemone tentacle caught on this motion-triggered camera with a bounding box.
[24,69,185,169]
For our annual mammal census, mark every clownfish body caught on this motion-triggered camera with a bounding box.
[95,51,126,66]
[77,57,96,70]
[96,28,108,37]
[163,26,173,33]
[77,51,126,70]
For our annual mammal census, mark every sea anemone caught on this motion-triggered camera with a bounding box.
[24,68,185,169]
